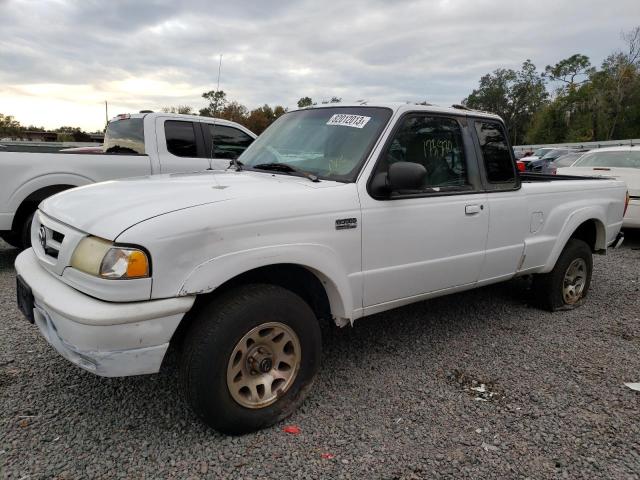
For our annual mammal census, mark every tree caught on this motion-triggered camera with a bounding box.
[55,126,91,142]
[463,60,547,144]
[162,105,193,114]
[218,101,249,124]
[245,105,276,134]
[544,54,595,92]
[595,26,640,139]
[321,96,342,104]
[0,113,22,136]
[200,90,227,116]
[297,97,314,108]
[273,105,287,118]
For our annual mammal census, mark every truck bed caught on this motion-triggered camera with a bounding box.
[519,172,606,182]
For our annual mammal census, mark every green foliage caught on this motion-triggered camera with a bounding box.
[55,126,91,142]
[463,60,547,144]
[297,97,314,108]
[194,92,288,134]
[201,90,228,116]
[0,113,22,136]
[467,26,640,144]
[218,101,249,124]
[544,54,595,92]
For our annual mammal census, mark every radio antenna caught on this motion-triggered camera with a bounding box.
[216,54,223,96]
[207,54,224,170]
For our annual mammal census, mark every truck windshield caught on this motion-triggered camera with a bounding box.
[103,118,145,154]
[239,107,392,182]
[574,150,640,169]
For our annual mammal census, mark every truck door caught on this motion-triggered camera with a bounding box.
[155,117,210,173]
[359,113,489,307]
[470,119,527,282]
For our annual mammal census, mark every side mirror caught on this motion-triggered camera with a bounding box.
[370,162,427,197]
[387,162,426,191]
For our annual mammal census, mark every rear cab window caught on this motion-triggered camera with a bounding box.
[103,117,145,154]
[473,119,518,190]
[164,120,200,158]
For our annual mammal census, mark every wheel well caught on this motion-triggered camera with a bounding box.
[171,264,332,348]
[11,185,76,231]
[569,219,604,253]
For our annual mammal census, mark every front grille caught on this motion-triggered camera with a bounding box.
[40,226,65,259]
[33,211,85,277]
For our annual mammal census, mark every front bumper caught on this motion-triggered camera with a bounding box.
[14,249,195,377]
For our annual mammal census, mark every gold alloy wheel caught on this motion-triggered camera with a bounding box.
[226,322,301,409]
[563,258,587,304]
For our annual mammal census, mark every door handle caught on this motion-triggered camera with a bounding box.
[465,204,482,215]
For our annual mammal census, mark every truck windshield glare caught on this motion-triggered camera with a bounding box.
[239,107,392,182]
[103,118,146,155]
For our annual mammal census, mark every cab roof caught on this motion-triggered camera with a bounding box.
[293,102,504,121]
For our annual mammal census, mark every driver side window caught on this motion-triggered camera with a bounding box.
[377,115,470,191]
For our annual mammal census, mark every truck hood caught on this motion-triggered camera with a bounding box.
[41,171,341,240]
[556,167,640,195]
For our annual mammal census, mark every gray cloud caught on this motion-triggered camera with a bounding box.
[1,0,639,130]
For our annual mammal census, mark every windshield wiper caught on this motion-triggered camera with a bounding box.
[252,163,320,182]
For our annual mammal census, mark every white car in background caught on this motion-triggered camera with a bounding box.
[557,146,640,228]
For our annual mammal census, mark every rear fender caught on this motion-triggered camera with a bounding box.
[540,208,606,273]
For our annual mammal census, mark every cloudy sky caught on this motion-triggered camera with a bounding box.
[1,0,639,132]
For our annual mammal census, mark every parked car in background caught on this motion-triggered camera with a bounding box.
[526,148,582,173]
[513,149,528,160]
[15,103,627,434]
[0,112,256,248]
[547,151,588,174]
[519,147,555,170]
[58,146,104,154]
[557,146,639,228]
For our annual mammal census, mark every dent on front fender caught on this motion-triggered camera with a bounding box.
[177,245,355,322]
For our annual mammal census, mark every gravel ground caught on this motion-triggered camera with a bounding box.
[1,233,640,479]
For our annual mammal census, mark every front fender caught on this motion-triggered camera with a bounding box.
[178,243,356,320]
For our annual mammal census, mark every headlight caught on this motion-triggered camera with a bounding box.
[70,236,150,279]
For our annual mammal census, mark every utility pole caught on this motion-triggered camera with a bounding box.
[105,101,108,126]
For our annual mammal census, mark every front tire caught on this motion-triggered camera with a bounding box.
[0,232,20,249]
[532,238,593,311]
[180,284,321,434]
[19,211,35,250]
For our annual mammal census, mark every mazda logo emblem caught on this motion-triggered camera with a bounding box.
[38,226,47,250]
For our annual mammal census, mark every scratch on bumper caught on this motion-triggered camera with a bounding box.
[34,305,169,377]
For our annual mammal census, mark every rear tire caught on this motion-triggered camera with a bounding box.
[180,284,321,434]
[532,238,592,311]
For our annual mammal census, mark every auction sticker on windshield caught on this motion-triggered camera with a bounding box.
[326,114,371,129]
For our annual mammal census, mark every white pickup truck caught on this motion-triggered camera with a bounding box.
[14,104,627,434]
[0,112,256,248]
